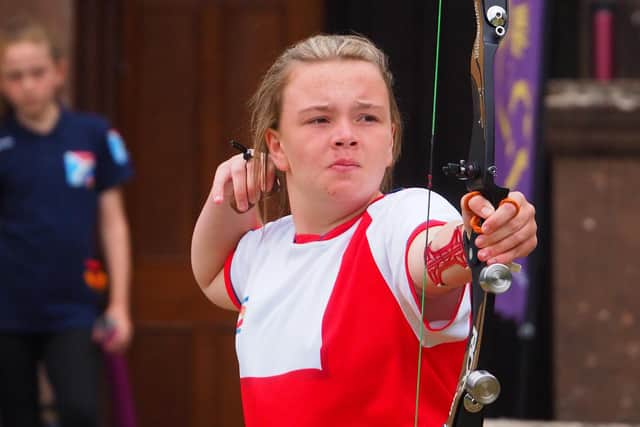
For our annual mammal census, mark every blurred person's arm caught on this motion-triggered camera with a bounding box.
[99,187,133,353]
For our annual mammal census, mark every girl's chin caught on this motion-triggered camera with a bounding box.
[18,104,48,118]
[325,186,380,204]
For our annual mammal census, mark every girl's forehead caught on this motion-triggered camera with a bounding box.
[2,40,54,64]
[286,59,381,82]
[283,59,387,100]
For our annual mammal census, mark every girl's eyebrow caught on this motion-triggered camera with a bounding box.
[354,100,387,110]
[298,104,331,115]
[298,101,384,115]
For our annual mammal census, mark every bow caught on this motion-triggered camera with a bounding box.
[441,1,515,426]
[413,0,517,426]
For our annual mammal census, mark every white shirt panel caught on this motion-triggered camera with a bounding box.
[366,188,471,347]
[230,216,359,378]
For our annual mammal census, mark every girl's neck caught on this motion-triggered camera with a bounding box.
[289,190,381,236]
[16,102,61,135]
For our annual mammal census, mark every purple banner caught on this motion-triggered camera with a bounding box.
[494,0,545,324]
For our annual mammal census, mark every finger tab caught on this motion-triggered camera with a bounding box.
[499,198,520,216]
[470,215,483,234]
[463,191,482,211]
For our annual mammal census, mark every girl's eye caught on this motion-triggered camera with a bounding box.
[31,68,45,79]
[5,71,22,82]
[308,117,329,125]
[358,114,378,123]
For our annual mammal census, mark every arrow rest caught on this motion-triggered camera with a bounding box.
[442,160,480,181]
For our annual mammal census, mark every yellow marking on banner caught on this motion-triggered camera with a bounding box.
[497,106,515,156]
[505,149,529,189]
[510,4,531,58]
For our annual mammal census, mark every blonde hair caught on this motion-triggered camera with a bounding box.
[0,15,62,120]
[249,34,403,217]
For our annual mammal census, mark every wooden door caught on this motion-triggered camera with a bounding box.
[77,1,323,426]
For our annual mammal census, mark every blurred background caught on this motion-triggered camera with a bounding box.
[2,0,638,426]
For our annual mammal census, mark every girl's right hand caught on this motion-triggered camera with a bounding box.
[210,152,277,213]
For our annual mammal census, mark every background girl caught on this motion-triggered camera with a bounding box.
[0,15,133,427]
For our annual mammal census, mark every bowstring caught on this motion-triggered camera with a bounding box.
[414,0,443,425]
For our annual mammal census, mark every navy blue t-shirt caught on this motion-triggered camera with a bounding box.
[0,109,133,331]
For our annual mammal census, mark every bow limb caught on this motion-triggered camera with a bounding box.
[443,1,512,427]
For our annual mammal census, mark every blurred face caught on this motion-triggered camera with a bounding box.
[266,59,395,210]
[0,40,64,119]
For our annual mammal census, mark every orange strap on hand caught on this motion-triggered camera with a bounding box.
[463,191,520,234]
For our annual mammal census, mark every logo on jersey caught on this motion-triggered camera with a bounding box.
[83,258,108,292]
[107,129,129,165]
[0,136,14,152]
[64,151,96,188]
[236,296,249,334]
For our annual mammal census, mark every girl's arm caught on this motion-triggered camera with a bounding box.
[407,191,537,322]
[191,153,274,310]
[98,187,133,352]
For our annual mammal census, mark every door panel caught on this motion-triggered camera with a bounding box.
[114,1,323,426]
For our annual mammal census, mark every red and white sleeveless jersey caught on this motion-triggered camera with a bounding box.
[224,188,471,427]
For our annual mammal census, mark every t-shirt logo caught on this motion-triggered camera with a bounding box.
[64,151,96,188]
[0,136,14,152]
[83,258,108,291]
[236,296,249,334]
[107,129,129,165]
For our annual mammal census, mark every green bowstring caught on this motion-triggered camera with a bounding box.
[414,0,443,426]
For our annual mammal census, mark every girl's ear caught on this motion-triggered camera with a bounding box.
[265,128,290,172]
[53,58,68,90]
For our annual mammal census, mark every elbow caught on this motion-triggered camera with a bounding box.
[190,255,208,290]
[190,251,218,292]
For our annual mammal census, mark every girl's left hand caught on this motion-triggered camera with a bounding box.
[460,191,537,265]
[93,305,133,354]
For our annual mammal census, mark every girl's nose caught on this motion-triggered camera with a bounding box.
[21,76,36,91]
[334,139,357,147]
[332,120,358,147]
